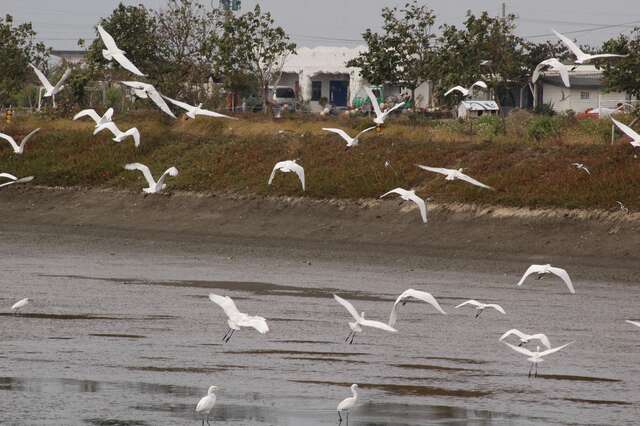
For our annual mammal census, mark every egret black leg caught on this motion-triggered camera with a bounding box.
[475,310,482,318]
[528,363,533,378]
[338,411,342,424]
[222,328,231,341]
[349,334,355,344]
[344,332,352,342]
[346,411,349,426]
[535,364,538,378]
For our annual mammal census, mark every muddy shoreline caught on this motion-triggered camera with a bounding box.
[0,186,638,281]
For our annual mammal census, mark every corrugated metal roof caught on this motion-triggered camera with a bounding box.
[460,100,499,111]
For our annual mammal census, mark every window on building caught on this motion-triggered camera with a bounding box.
[580,91,591,100]
[311,81,322,101]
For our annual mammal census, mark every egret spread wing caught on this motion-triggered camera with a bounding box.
[529,334,552,349]
[504,342,535,357]
[146,87,176,118]
[557,64,571,88]
[381,101,405,119]
[123,128,141,147]
[322,128,352,143]
[94,121,122,137]
[457,172,494,190]
[548,267,575,294]
[553,29,585,61]
[97,25,119,52]
[156,166,178,188]
[380,188,404,199]
[539,342,573,357]
[288,162,305,191]
[0,173,18,181]
[626,320,640,328]
[18,128,40,151]
[334,294,361,322]
[486,304,506,314]
[455,300,482,309]
[208,293,241,319]
[74,109,101,123]
[198,109,234,119]
[517,264,543,287]
[470,80,488,90]
[102,108,114,124]
[243,316,269,334]
[163,96,193,112]
[52,68,71,92]
[500,329,527,342]
[355,126,376,139]
[364,87,383,117]
[360,318,398,333]
[112,52,145,76]
[588,53,627,61]
[407,192,427,223]
[416,165,451,176]
[0,133,19,152]
[532,61,547,83]
[29,64,53,92]
[124,163,156,187]
[611,118,640,143]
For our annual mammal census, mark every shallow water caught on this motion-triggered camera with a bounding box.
[1,231,640,425]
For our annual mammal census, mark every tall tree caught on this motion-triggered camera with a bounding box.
[215,5,296,112]
[347,1,437,106]
[602,28,640,99]
[434,11,529,119]
[0,15,50,105]
[155,0,221,99]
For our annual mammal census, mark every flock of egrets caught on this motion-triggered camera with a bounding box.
[3,25,640,425]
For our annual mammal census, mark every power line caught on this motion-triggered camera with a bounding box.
[522,19,640,39]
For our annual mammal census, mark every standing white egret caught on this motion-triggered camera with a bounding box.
[417,165,494,190]
[455,300,505,318]
[73,108,114,127]
[209,293,269,343]
[94,122,140,147]
[268,160,305,191]
[0,128,40,154]
[532,59,570,88]
[11,298,30,314]
[364,87,405,126]
[571,163,590,175]
[124,163,178,194]
[617,201,629,215]
[553,29,627,64]
[626,320,640,329]
[322,127,376,148]
[444,81,488,97]
[195,385,218,426]
[379,188,428,224]
[97,25,145,76]
[0,173,34,188]
[337,384,358,425]
[499,329,551,349]
[163,96,235,120]
[334,294,397,344]
[504,341,573,378]
[388,289,446,327]
[121,81,176,118]
[611,117,640,148]
[516,264,575,294]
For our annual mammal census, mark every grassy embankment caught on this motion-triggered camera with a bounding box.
[0,110,638,210]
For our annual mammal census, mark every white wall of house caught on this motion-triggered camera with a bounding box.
[542,84,629,113]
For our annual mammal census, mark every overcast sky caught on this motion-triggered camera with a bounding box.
[4,0,640,50]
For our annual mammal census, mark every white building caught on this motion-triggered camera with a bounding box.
[277,46,432,112]
[537,65,632,114]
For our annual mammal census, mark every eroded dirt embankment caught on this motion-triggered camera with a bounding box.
[0,186,638,268]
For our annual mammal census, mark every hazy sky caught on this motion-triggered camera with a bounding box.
[4,0,640,50]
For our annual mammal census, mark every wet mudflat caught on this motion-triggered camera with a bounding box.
[1,226,640,425]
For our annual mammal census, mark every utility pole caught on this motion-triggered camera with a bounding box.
[501,2,506,19]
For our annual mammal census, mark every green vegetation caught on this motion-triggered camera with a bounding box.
[0,112,638,211]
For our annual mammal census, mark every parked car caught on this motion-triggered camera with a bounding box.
[269,86,298,111]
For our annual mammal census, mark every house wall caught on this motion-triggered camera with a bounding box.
[542,84,629,113]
